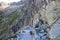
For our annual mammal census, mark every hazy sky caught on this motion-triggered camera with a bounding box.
[0,0,21,3]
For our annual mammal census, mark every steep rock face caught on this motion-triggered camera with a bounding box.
[0,0,60,40]
[0,0,47,39]
[22,0,60,40]
[0,0,49,39]
[23,0,48,27]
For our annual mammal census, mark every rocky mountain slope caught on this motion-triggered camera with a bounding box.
[0,0,60,40]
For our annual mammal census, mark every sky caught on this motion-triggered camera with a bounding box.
[0,0,21,3]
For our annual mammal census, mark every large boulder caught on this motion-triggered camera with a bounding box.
[46,1,60,25]
[49,24,60,40]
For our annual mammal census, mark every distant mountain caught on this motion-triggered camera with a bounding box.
[0,2,10,9]
[10,1,23,6]
[0,0,26,9]
[10,0,28,6]
[0,1,23,9]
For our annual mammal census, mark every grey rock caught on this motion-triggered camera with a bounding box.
[8,25,50,40]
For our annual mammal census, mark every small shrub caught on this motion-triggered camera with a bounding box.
[29,31,34,35]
